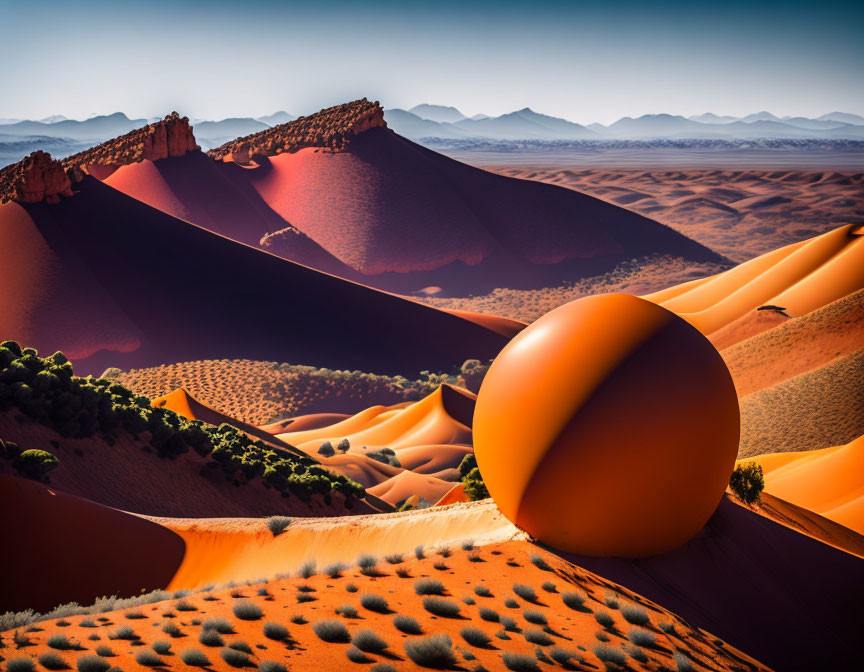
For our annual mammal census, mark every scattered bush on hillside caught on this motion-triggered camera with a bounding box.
[221,647,252,668]
[621,604,650,626]
[75,656,110,672]
[458,454,489,501]
[266,516,292,536]
[474,585,492,598]
[393,614,422,635]
[259,662,287,672]
[729,462,764,505]
[352,629,389,653]
[561,592,587,611]
[336,439,350,453]
[312,620,351,643]
[9,447,59,482]
[6,659,36,672]
[415,579,446,596]
[404,634,457,668]
[422,597,461,618]
[37,652,69,670]
[317,442,335,457]
[460,627,492,648]
[359,593,389,613]
[365,447,401,467]
[512,584,538,603]
[180,648,211,667]
[0,341,364,501]
[501,651,540,672]
[232,601,263,621]
[135,650,164,667]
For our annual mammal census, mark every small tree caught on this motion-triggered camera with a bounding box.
[336,439,350,453]
[729,463,764,505]
[13,449,59,481]
[318,441,335,457]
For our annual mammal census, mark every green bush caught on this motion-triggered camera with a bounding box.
[459,454,489,501]
[730,462,764,504]
[0,341,365,502]
[13,449,59,481]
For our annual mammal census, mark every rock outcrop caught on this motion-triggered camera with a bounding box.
[0,151,73,204]
[63,112,199,179]
[207,98,385,162]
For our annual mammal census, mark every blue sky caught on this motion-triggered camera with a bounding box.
[2,0,862,123]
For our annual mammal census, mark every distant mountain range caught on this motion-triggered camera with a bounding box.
[2,106,863,168]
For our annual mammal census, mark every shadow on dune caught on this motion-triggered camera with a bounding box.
[543,497,864,671]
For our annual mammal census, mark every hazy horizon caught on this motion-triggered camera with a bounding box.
[2,0,863,124]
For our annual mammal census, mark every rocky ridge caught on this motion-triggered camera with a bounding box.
[0,150,73,204]
[207,98,385,162]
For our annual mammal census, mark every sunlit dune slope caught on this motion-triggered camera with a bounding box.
[0,179,508,377]
[0,475,184,612]
[741,436,864,535]
[3,542,767,672]
[645,223,864,337]
[721,288,864,395]
[559,495,864,672]
[738,347,864,457]
[154,499,523,590]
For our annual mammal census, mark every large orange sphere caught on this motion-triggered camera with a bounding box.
[473,293,739,557]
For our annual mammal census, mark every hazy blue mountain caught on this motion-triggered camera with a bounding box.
[0,113,147,140]
[688,113,739,124]
[453,108,598,139]
[408,104,467,123]
[257,111,296,126]
[384,109,467,138]
[193,117,270,141]
[816,111,864,125]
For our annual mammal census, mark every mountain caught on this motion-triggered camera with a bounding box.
[0,112,148,140]
[408,103,467,123]
[256,110,296,126]
[688,112,739,124]
[469,113,490,120]
[383,108,467,139]
[603,113,710,138]
[36,115,69,124]
[817,111,864,125]
[92,100,722,298]
[739,111,783,123]
[453,107,599,139]
[192,117,270,142]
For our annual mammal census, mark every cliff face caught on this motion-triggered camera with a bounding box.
[208,98,386,162]
[0,151,73,204]
[63,112,199,177]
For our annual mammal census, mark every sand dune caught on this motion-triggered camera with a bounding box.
[646,223,864,336]
[492,167,864,263]
[721,289,864,395]
[367,469,456,506]
[101,115,722,297]
[0,178,508,377]
[558,495,864,671]
[741,436,864,535]
[739,347,864,457]
[5,540,765,672]
[0,475,184,612]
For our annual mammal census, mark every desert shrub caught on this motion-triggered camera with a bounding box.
[75,657,110,672]
[335,604,359,618]
[594,644,626,666]
[79,620,97,628]
[659,621,676,634]
[289,614,307,624]
[267,516,292,536]
[415,579,446,596]
[433,561,449,571]
[524,629,553,646]
[462,595,475,605]
[366,448,400,467]
[221,647,252,668]
[474,585,492,597]
[13,449,59,482]
[75,655,111,672]
[6,660,36,672]
[109,625,138,641]
[512,584,537,603]
[730,463,764,504]
[404,634,457,668]
[297,560,317,578]
[353,629,389,653]
[384,553,404,564]
[467,553,483,563]
[38,652,69,670]
[626,643,649,663]
[478,607,499,622]
[346,646,372,663]
[94,646,115,657]
[161,621,182,637]
[336,439,350,453]
[393,614,422,634]
[414,545,425,559]
[541,581,556,593]
[317,441,335,457]
[323,562,346,578]
[529,555,552,571]
[233,601,263,621]
[229,641,253,655]
[549,647,580,665]
[124,610,147,619]
[360,593,389,613]
[604,594,619,609]
[313,619,351,643]
[621,604,650,626]
[47,634,74,650]
[562,592,587,611]
[523,610,547,625]
[135,650,164,667]
[674,651,696,671]
[262,622,289,641]
[628,628,656,647]
[595,611,615,629]
[396,566,411,578]
[181,648,211,667]
[460,627,492,648]
[203,617,234,634]
[346,583,358,593]
[258,662,287,672]
[596,630,610,642]
[152,640,171,654]
[504,598,519,609]
[199,629,225,647]
[500,615,519,632]
[422,597,461,618]
[296,584,316,593]
[501,652,540,671]
[357,554,380,576]
[86,635,99,642]
[296,592,316,604]
[369,664,396,672]
[436,546,452,558]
